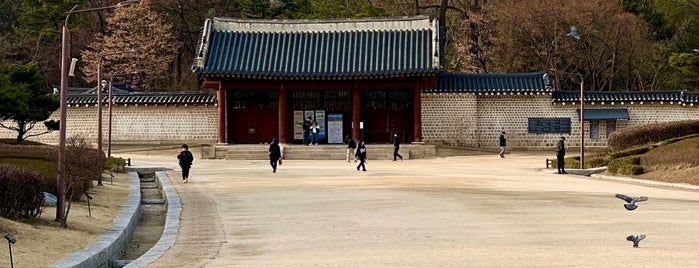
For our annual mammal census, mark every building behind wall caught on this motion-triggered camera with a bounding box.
[192,16,442,145]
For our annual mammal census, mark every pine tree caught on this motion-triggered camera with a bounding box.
[81,0,179,91]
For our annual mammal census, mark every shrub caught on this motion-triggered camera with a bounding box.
[64,135,100,201]
[0,164,46,220]
[608,156,644,176]
[608,120,699,150]
[106,157,127,173]
[552,156,582,169]
[585,156,609,168]
[609,146,650,159]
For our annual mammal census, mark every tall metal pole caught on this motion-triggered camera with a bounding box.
[57,19,73,223]
[579,78,585,169]
[57,0,139,223]
[97,59,103,185]
[108,79,113,157]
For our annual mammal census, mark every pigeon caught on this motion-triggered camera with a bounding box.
[626,234,646,248]
[615,194,648,211]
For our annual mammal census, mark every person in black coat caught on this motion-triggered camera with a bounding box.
[177,144,194,183]
[355,140,367,171]
[556,136,567,174]
[269,138,282,173]
[498,131,507,158]
[302,117,312,145]
[393,133,403,161]
[346,135,357,162]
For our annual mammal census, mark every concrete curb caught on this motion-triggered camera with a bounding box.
[590,173,699,191]
[543,167,699,191]
[48,172,142,268]
[124,171,182,267]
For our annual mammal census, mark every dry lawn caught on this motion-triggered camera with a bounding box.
[636,137,699,185]
[0,172,131,268]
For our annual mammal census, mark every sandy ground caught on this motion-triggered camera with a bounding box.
[0,173,131,268]
[3,146,694,268]
[113,149,699,268]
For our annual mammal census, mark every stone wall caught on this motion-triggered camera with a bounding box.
[421,92,699,150]
[0,103,218,145]
[3,93,696,149]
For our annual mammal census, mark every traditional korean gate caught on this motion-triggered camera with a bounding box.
[361,89,413,143]
[227,90,278,144]
[290,90,352,144]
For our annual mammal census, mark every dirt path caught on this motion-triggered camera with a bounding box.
[119,150,699,268]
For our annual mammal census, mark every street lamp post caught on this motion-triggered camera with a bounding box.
[550,68,585,169]
[96,59,106,186]
[57,0,139,223]
[565,25,585,169]
[578,76,584,169]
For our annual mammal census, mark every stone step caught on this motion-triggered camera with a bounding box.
[214,144,434,160]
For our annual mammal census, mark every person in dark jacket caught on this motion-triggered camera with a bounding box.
[556,136,567,174]
[346,135,357,162]
[269,138,282,173]
[355,140,367,171]
[498,131,507,158]
[177,144,194,183]
[393,133,403,161]
[302,117,312,145]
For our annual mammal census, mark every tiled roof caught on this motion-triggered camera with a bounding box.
[553,90,683,103]
[192,16,440,79]
[576,109,630,121]
[67,92,216,106]
[682,91,699,104]
[423,72,549,93]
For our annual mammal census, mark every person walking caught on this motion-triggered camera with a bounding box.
[346,135,357,162]
[302,116,312,145]
[310,120,319,145]
[498,131,507,158]
[355,140,367,171]
[177,144,194,183]
[269,138,282,173]
[392,133,403,161]
[556,136,567,174]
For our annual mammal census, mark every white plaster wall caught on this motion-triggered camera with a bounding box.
[0,104,217,145]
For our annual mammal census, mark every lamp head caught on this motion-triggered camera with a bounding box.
[101,80,108,89]
[4,233,16,244]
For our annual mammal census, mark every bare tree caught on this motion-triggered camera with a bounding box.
[487,0,650,91]
[80,0,179,91]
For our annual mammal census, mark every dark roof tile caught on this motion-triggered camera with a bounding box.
[423,72,549,93]
[192,17,440,79]
[67,92,216,106]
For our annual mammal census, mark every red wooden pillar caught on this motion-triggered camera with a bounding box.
[352,82,361,141]
[216,84,226,143]
[278,83,289,143]
[413,81,422,142]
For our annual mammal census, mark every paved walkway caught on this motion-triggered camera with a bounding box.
[121,150,699,268]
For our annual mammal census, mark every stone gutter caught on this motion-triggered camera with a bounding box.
[124,171,181,267]
[48,172,142,268]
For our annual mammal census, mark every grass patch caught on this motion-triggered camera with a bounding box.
[0,158,56,181]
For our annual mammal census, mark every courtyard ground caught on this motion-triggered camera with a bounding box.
[3,146,696,267]
[119,148,699,268]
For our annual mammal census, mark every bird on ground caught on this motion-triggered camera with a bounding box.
[615,194,648,211]
[626,234,646,248]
